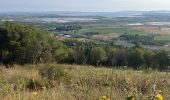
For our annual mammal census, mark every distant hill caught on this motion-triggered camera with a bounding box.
[143,10,170,17]
[52,11,143,17]
[1,11,170,17]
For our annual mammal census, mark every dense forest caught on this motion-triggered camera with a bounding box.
[0,22,170,70]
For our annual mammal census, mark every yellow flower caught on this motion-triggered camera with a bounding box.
[100,96,111,100]
[32,91,38,96]
[102,96,106,99]
[156,93,163,100]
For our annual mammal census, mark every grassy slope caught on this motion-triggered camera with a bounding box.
[0,64,170,100]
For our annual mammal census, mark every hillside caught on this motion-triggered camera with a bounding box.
[0,20,170,100]
[0,64,169,100]
[0,22,170,70]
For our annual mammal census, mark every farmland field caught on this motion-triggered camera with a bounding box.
[76,27,150,35]
[155,35,170,41]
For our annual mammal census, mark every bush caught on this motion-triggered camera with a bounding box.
[26,79,43,90]
[39,66,69,82]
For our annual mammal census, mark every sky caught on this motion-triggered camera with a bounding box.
[1,0,170,12]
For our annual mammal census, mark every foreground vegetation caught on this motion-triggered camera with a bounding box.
[0,64,169,100]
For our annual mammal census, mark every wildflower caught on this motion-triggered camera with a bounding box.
[32,91,38,96]
[155,93,163,100]
[100,96,110,100]
[155,90,163,100]
[101,96,106,100]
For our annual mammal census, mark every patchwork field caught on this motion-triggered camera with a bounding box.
[130,26,170,41]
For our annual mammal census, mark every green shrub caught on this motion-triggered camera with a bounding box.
[39,66,69,82]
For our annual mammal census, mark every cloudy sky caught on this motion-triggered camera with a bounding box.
[0,0,170,12]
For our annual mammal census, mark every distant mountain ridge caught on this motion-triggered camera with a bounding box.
[1,11,170,17]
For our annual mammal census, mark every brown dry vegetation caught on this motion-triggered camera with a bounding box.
[131,26,170,35]
[0,64,170,100]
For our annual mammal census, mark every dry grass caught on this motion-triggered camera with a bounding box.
[0,64,170,100]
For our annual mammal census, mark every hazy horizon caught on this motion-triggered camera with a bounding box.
[1,0,170,12]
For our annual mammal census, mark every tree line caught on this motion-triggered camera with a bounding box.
[0,22,170,70]
[120,34,167,46]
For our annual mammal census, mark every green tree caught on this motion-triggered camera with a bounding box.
[0,22,50,64]
[154,50,170,70]
[105,47,116,66]
[53,47,68,63]
[65,48,75,63]
[143,50,154,68]
[49,37,65,62]
[90,47,106,66]
[114,49,128,66]
[127,48,144,69]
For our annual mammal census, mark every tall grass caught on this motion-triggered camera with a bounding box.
[0,64,169,100]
